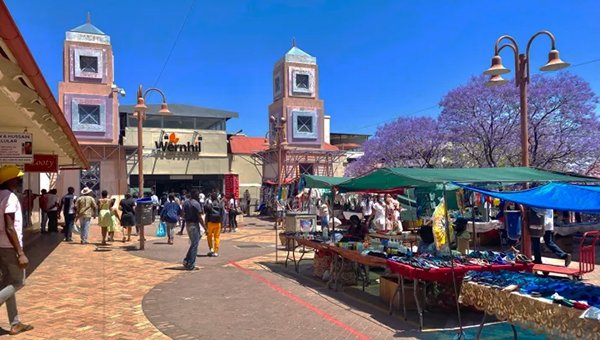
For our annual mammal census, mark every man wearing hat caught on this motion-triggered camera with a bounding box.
[75,187,97,244]
[0,165,33,335]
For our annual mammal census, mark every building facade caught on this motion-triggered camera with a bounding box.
[120,104,238,196]
[0,2,89,227]
[55,14,128,197]
[257,42,345,183]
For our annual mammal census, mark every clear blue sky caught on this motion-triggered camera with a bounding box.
[6,0,600,137]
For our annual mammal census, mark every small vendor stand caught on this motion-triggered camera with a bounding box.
[336,167,600,334]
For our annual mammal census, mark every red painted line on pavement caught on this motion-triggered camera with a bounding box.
[229,260,372,340]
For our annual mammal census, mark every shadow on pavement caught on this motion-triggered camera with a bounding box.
[23,233,64,278]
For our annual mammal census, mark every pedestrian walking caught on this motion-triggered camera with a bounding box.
[531,208,572,266]
[182,190,205,270]
[243,189,251,216]
[205,193,224,257]
[75,188,97,244]
[98,190,115,245]
[39,189,48,234]
[177,191,189,236]
[119,193,136,242]
[58,187,77,242]
[20,190,38,228]
[160,194,181,245]
[227,193,239,233]
[0,165,33,335]
[46,189,59,234]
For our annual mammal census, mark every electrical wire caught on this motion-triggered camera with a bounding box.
[147,0,198,101]
[345,58,600,133]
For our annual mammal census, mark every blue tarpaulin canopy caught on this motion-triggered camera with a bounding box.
[453,182,600,214]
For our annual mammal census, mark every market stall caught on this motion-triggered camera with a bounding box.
[461,271,600,340]
[335,167,600,334]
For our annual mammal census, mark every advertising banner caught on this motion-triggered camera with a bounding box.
[224,174,239,199]
[0,133,33,164]
[24,154,58,173]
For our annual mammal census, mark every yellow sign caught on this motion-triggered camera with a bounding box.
[432,200,453,251]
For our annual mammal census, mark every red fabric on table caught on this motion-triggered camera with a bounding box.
[386,260,534,282]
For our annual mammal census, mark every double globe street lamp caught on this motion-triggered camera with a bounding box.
[482,31,570,257]
[133,85,172,250]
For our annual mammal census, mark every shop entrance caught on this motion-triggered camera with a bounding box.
[130,175,224,196]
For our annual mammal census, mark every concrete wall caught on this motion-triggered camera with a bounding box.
[229,154,262,200]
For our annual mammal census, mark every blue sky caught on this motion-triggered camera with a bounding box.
[6,0,600,137]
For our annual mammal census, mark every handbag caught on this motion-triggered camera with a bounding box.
[156,221,166,237]
[73,223,80,235]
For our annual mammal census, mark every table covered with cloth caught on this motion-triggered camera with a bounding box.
[460,281,600,340]
[386,260,534,282]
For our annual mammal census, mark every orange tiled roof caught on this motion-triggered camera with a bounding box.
[229,136,268,154]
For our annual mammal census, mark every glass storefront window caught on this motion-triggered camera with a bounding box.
[164,117,195,129]
[144,115,162,128]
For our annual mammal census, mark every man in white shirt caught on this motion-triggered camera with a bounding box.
[0,165,33,335]
[369,194,386,230]
[227,194,239,233]
[58,187,77,242]
[45,189,60,234]
[151,191,159,222]
[531,208,571,267]
[360,195,373,227]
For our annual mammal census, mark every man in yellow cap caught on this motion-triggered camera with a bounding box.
[0,165,33,335]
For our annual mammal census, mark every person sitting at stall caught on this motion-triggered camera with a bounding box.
[344,215,368,241]
[417,220,436,255]
[453,218,470,255]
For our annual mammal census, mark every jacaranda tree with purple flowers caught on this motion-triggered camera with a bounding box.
[438,72,600,171]
[348,72,600,176]
[345,116,448,177]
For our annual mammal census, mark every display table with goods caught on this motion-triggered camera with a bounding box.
[328,243,389,291]
[368,230,419,249]
[461,271,600,340]
[466,220,504,234]
[385,250,534,330]
[554,221,600,236]
[282,232,337,273]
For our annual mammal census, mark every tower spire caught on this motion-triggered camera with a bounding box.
[87,12,91,24]
[292,37,295,47]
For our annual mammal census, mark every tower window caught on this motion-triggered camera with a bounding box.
[297,116,313,133]
[296,74,309,89]
[78,104,101,125]
[79,56,98,73]
[274,77,281,93]
[299,163,314,175]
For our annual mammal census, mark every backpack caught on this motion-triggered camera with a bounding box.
[164,202,179,223]
[205,202,222,223]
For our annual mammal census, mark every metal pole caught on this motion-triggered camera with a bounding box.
[275,128,283,262]
[443,183,464,337]
[137,108,145,250]
[519,53,531,258]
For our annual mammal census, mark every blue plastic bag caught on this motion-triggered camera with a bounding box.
[156,221,166,237]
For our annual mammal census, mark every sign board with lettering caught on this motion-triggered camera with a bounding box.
[24,154,58,173]
[0,133,33,164]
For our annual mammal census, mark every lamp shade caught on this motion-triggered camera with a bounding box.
[134,97,149,112]
[485,75,509,87]
[483,55,511,76]
[157,102,172,115]
[539,49,570,72]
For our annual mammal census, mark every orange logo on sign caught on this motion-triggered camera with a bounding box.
[168,133,180,144]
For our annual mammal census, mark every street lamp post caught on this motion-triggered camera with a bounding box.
[483,31,570,257]
[265,116,287,262]
[134,84,172,250]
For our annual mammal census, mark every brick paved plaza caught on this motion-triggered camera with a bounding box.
[0,217,596,339]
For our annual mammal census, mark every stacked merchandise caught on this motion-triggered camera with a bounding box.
[465,271,600,310]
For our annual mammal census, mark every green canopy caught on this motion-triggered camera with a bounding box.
[337,167,600,192]
[302,175,349,189]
